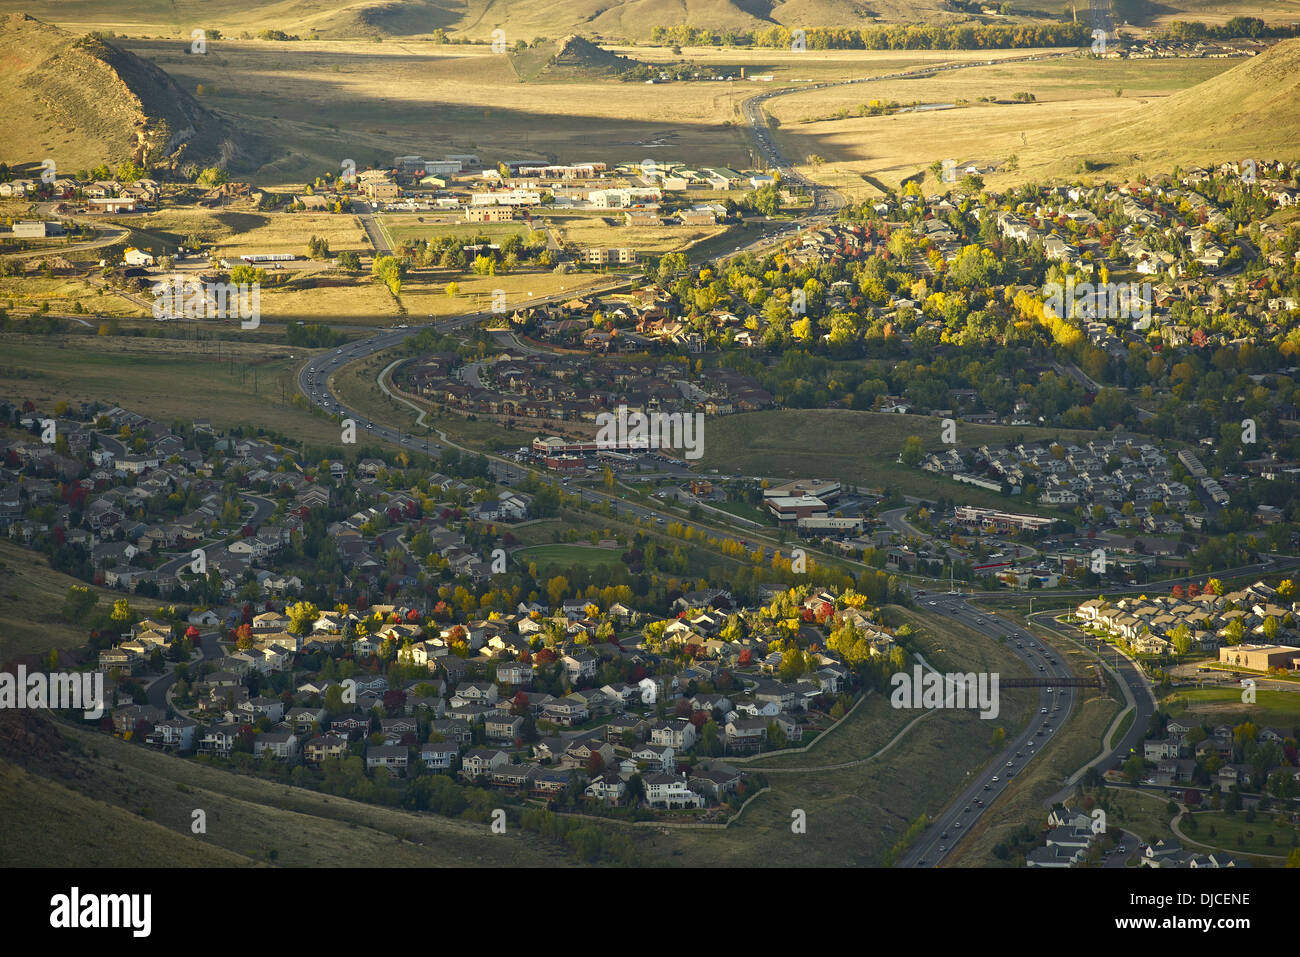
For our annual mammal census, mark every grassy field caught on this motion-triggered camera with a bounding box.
[548,213,730,257]
[379,218,533,246]
[514,542,624,573]
[114,38,765,183]
[697,407,1095,510]
[0,333,343,445]
[0,276,148,320]
[1161,687,1300,728]
[116,207,371,257]
[1182,809,1298,859]
[0,539,124,664]
[0,762,256,867]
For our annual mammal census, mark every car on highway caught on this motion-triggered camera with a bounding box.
[1041,707,1048,714]
[991,776,999,782]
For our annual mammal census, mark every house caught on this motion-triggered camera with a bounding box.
[144,717,197,751]
[378,716,418,743]
[585,773,627,805]
[303,734,349,763]
[331,715,371,738]
[366,744,410,771]
[725,717,768,748]
[643,772,703,809]
[461,748,509,780]
[239,696,285,724]
[649,718,697,751]
[253,730,299,761]
[451,681,499,708]
[484,713,524,743]
[1143,738,1182,761]
[199,723,240,756]
[419,742,460,772]
[605,714,648,743]
[495,661,533,687]
[287,707,327,736]
[111,704,165,735]
[689,766,744,801]
[630,743,675,772]
[542,695,590,727]
[565,738,615,770]
[561,650,597,681]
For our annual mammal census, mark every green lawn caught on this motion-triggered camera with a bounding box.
[1162,688,1300,727]
[1183,810,1298,860]
[697,408,1093,513]
[514,543,625,573]
[378,218,533,246]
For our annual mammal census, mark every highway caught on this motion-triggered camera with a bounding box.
[897,591,1085,866]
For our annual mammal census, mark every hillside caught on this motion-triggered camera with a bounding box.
[508,34,650,82]
[1056,36,1300,173]
[8,0,1298,41]
[0,12,244,173]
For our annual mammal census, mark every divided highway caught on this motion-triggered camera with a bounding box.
[897,592,1082,867]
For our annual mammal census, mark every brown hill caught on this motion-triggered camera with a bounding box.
[1059,36,1300,173]
[0,12,246,174]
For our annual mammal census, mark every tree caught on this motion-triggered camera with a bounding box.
[287,601,320,634]
[337,250,361,271]
[546,575,569,608]
[110,598,134,626]
[900,435,924,467]
[372,255,406,296]
[700,719,720,756]
[1121,755,1144,784]
[778,647,806,681]
[197,167,228,187]
[1223,618,1245,646]
[1169,623,1192,656]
